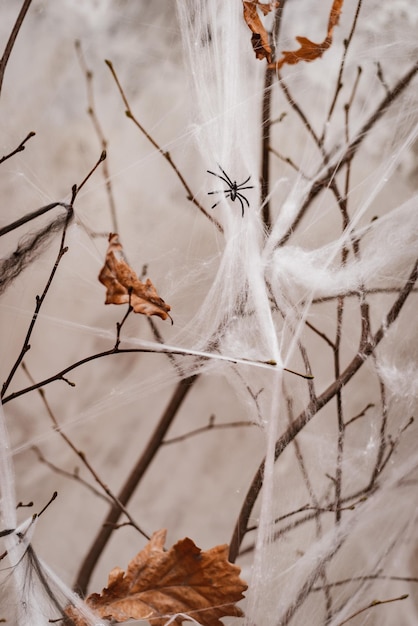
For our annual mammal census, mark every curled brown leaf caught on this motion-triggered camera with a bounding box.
[273,0,344,70]
[67,529,247,626]
[243,1,279,63]
[98,233,172,322]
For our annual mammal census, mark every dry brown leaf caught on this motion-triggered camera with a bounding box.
[273,0,344,70]
[98,233,172,322]
[67,529,247,626]
[243,1,279,63]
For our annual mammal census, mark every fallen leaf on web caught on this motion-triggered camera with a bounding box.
[273,0,344,70]
[66,529,247,626]
[243,1,279,63]
[98,233,172,322]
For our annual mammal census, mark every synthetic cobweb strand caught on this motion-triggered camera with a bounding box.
[277,450,418,626]
[176,1,291,623]
[176,0,261,230]
[0,403,103,625]
[176,2,418,626]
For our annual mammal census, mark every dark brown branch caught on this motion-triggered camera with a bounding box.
[260,1,285,231]
[74,374,199,596]
[261,68,274,230]
[229,258,418,561]
[0,201,71,239]
[1,343,276,403]
[333,294,345,524]
[0,0,32,99]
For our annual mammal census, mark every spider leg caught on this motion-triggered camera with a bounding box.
[216,164,234,187]
[237,192,250,208]
[237,174,252,187]
[236,195,245,218]
[236,185,254,191]
[207,189,225,196]
[210,191,232,209]
[207,170,232,188]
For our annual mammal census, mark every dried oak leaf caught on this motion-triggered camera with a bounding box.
[98,233,172,322]
[243,1,279,63]
[273,0,344,70]
[67,529,247,626]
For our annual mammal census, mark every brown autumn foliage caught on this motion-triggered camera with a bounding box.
[98,233,172,322]
[66,529,247,626]
[243,0,344,69]
[242,1,279,63]
[273,0,344,69]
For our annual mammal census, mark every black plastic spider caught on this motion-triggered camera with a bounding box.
[207,164,254,217]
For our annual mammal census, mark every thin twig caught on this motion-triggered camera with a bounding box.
[0,130,35,165]
[229,258,418,561]
[312,574,418,591]
[278,72,325,157]
[1,208,72,398]
[321,0,363,136]
[2,344,283,404]
[286,391,333,618]
[368,366,388,486]
[279,533,347,625]
[0,0,33,99]
[305,319,335,350]
[376,61,390,97]
[31,445,111,504]
[313,286,418,304]
[269,146,310,179]
[0,201,72,238]
[105,59,222,232]
[344,402,374,427]
[22,363,149,538]
[336,594,408,625]
[1,153,105,399]
[278,60,418,245]
[75,41,119,233]
[162,415,254,445]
